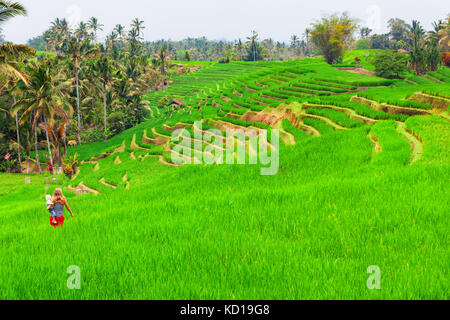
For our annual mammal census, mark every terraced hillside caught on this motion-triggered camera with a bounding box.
[1,57,449,299]
[144,62,267,116]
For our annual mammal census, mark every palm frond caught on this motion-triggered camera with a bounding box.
[0,43,35,57]
[0,1,27,23]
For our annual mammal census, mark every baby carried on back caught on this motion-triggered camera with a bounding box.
[45,189,74,228]
[46,195,57,225]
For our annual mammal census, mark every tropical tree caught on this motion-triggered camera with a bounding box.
[0,1,33,84]
[16,59,72,169]
[114,24,126,40]
[0,0,35,172]
[47,18,70,52]
[131,18,145,38]
[0,0,25,23]
[373,50,408,78]
[302,28,312,56]
[3,81,22,169]
[310,13,358,64]
[246,30,259,62]
[67,37,92,145]
[388,18,409,42]
[0,43,34,84]
[437,16,450,51]
[408,20,427,74]
[405,20,442,74]
[156,45,170,90]
[0,83,22,170]
[88,17,104,42]
[303,28,311,42]
[360,27,372,39]
[75,21,90,41]
[15,122,33,173]
[92,55,113,141]
[428,20,444,42]
[39,118,69,166]
[290,34,300,56]
[235,38,245,61]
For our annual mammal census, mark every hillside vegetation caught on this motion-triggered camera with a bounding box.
[1,55,449,299]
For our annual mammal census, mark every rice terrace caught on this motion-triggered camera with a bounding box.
[0,0,449,302]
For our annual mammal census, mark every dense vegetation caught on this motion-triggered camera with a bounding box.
[0,1,449,300]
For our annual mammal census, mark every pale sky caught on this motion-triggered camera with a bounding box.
[2,0,449,44]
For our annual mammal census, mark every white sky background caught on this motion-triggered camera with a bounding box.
[2,0,449,44]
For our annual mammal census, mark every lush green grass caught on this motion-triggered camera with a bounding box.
[2,54,449,300]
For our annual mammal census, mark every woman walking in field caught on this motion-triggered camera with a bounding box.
[49,188,74,228]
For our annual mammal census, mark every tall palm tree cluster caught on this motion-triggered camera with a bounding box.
[0,2,171,174]
[407,18,447,75]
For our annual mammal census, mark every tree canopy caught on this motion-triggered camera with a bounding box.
[310,13,358,64]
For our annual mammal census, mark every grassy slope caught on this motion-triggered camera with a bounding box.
[1,54,449,300]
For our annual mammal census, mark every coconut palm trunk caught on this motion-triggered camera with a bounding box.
[33,123,42,174]
[161,63,165,91]
[13,95,22,171]
[75,67,82,145]
[43,114,53,166]
[103,83,107,141]
[26,145,30,174]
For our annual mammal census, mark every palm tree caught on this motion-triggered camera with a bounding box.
[408,20,425,42]
[5,82,22,169]
[303,28,311,43]
[235,38,245,61]
[438,16,450,51]
[427,20,443,41]
[92,55,113,141]
[131,18,145,38]
[88,17,104,42]
[67,37,92,145]
[114,24,126,40]
[48,18,70,52]
[0,83,22,170]
[16,60,72,169]
[246,30,259,62]
[155,45,170,90]
[128,28,139,43]
[0,0,25,23]
[290,34,299,57]
[0,1,33,84]
[302,28,312,55]
[0,43,34,84]
[408,20,426,74]
[360,27,372,39]
[12,122,34,173]
[39,118,69,166]
[107,31,118,46]
[75,21,89,41]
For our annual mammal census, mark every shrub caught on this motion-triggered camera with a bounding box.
[157,95,175,109]
[81,128,105,144]
[356,39,371,50]
[373,50,408,79]
[108,111,126,135]
[63,153,79,178]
